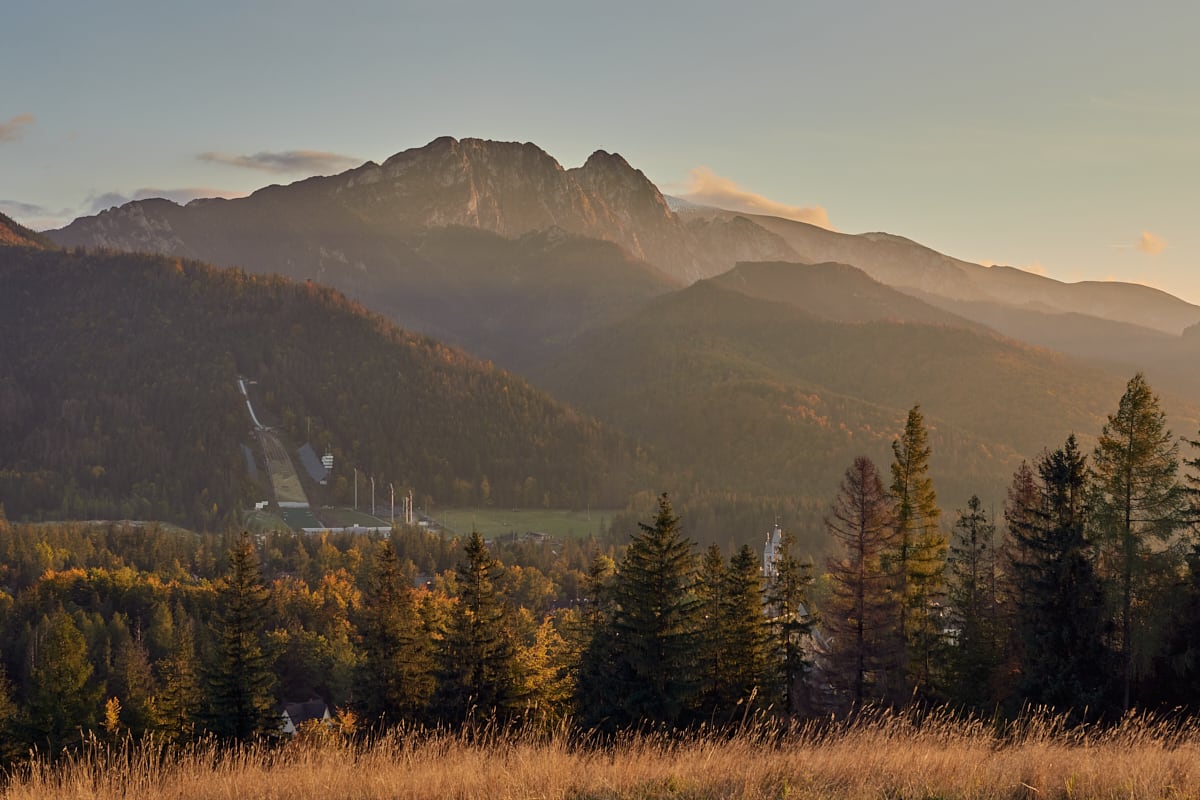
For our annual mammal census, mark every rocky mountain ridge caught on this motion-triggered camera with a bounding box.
[47,135,1200,342]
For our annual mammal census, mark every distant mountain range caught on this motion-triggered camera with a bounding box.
[16,137,1200,545]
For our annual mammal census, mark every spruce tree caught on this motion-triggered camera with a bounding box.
[765,528,814,716]
[720,545,770,714]
[608,493,702,727]
[696,544,728,718]
[824,457,902,707]
[574,552,622,730]
[438,531,522,721]
[356,539,434,725]
[111,632,159,738]
[206,531,277,741]
[24,609,101,749]
[888,405,947,697]
[1184,431,1200,531]
[946,495,998,709]
[1091,373,1185,710]
[156,616,201,742]
[1010,436,1111,717]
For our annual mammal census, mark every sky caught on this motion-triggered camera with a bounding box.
[3,0,1198,304]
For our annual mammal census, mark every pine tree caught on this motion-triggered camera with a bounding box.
[765,528,814,716]
[356,539,434,725]
[1091,373,1185,710]
[946,495,999,709]
[608,493,702,727]
[574,552,622,730]
[1010,436,1111,717]
[1184,431,1200,532]
[206,531,277,741]
[720,545,770,713]
[696,544,728,718]
[696,543,770,721]
[24,609,101,749]
[888,405,947,697]
[111,632,159,737]
[156,616,201,742]
[438,531,522,721]
[824,457,902,707]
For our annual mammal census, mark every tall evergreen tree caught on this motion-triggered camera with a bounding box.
[24,609,101,749]
[608,493,702,727]
[1091,373,1185,710]
[946,495,999,709]
[356,540,434,725]
[438,531,522,722]
[888,405,947,697]
[206,531,277,741]
[574,552,621,729]
[720,545,771,713]
[696,544,728,719]
[1185,431,1200,531]
[1010,436,1111,717]
[111,632,159,738]
[765,528,814,716]
[824,457,902,707]
[697,544,770,721]
[156,616,201,742]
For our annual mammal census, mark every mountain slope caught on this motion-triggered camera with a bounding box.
[0,212,53,249]
[709,260,981,328]
[48,136,1200,348]
[719,211,1200,335]
[532,280,1194,514]
[0,247,647,528]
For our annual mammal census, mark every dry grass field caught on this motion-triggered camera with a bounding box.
[8,710,1200,800]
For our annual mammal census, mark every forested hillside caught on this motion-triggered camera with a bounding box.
[0,246,648,528]
[534,280,1177,517]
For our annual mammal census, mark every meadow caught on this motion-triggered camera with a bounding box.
[8,710,1200,800]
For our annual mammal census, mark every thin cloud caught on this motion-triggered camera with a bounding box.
[198,149,360,175]
[0,199,76,230]
[0,113,35,142]
[677,166,833,230]
[1136,230,1167,255]
[88,187,246,213]
[0,199,54,218]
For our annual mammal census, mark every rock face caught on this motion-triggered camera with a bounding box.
[53,137,796,285]
[48,136,1200,335]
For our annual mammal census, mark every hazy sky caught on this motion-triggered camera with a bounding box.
[3,1,1198,303]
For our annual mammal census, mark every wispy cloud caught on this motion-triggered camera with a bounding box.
[1136,230,1167,255]
[677,166,834,229]
[0,113,35,142]
[198,149,360,175]
[0,199,77,230]
[87,187,246,213]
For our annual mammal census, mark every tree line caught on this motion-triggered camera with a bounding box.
[818,375,1200,717]
[1,372,1198,764]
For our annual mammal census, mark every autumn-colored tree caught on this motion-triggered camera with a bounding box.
[824,457,902,707]
[1091,373,1186,710]
[356,540,434,725]
[888,406,947,697]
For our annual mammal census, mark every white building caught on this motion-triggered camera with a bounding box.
[762,521,783,578]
